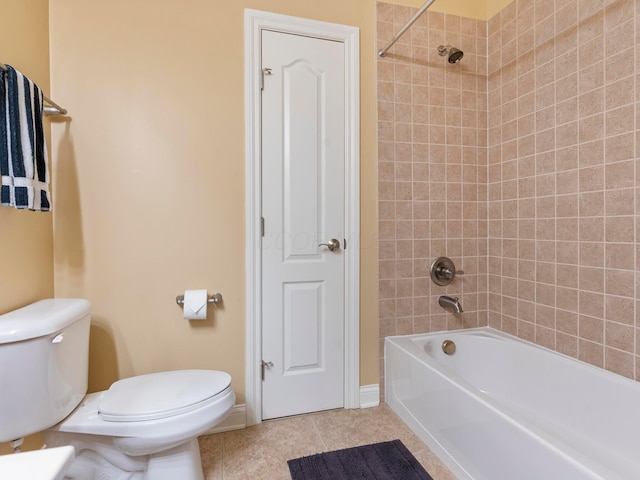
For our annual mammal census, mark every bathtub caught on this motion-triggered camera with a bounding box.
[385,327,640,480]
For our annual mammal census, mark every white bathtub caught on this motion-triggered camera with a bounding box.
[385,327,640,480]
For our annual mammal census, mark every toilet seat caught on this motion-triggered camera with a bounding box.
[99,370,231,422]
[50,381,235,447]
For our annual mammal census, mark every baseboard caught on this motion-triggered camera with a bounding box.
[203,404,246,435]
[202,392,377,435]
[359,384,380,408]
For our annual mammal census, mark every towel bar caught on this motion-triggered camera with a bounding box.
[0,62,68,116]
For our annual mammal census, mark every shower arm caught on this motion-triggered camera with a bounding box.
[378,0,437,57]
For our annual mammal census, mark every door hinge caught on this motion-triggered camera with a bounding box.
[260,217,265,237]
[344,238,347,250]
[260,68,272,91]
[261,360,273,381]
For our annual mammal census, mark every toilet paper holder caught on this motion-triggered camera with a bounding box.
[175,292,223,306]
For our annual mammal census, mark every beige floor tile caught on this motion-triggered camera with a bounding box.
[199,405,455,479]
[198,435,223,480]
[309,405,415,451]
[220,415,325,478]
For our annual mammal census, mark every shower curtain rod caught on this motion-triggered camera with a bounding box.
[378,0,437,57]
[0,62,67,116]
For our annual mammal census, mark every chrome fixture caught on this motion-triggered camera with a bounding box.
[175,292,223,306]
[261,360,274,381]
[437,45,464,63]
[319,238,341,251]
[430,257,464,286]
[442,339,456,355]
[438,295,463,314]
[378,0,437,57]
[0,62,68,116]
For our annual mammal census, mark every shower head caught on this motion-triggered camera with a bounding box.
[437,45,464,64]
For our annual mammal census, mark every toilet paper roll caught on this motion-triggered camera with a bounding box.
[183,289,208,320]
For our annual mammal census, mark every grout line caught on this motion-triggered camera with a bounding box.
[633,0,638,382]
[308,413,329,451]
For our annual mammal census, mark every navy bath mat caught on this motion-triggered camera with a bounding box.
[287,439,433,480]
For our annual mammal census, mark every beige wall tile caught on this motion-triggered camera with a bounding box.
[377,0,639,386]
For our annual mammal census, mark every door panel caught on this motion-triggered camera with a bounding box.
[283,281,322,372]
[261,30,345,420]
[283,62,320,260]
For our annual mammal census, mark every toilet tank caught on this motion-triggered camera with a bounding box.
[0,299,91,442]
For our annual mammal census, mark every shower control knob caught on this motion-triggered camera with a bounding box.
[430,257,463,286]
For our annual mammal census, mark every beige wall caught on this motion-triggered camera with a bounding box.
[0,0,53,454]
[48,0,492,404]
[49,0,382,401]
[0,0,54,315]
[0,0,506,444]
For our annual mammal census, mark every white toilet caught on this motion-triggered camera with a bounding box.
[0,298,235,480]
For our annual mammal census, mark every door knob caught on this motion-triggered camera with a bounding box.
[319,238,341,251]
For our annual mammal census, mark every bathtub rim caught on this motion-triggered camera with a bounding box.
[387,326,640,389]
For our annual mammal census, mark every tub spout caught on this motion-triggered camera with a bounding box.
[438,295,463,313]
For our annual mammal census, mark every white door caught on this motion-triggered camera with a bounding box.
[261,30,345,420]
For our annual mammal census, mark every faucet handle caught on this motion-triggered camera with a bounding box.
[442,267,464,277]
[430,257,463,286]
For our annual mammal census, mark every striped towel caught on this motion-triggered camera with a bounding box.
[0,64,51,211]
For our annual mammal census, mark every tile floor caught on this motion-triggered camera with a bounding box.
[198,404,456,479]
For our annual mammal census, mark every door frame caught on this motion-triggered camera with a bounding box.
[244,9,360,425]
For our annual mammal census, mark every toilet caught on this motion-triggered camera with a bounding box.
[0,298,235,479]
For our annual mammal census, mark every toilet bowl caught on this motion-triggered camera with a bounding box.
[0,299,235,480]
[45,370,235,479]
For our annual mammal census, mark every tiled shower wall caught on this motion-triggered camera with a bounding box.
[487,0,640,379]
[377,0,640,386]
[376,3,488,391]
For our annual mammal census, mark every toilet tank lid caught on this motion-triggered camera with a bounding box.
[0,299,91,344]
